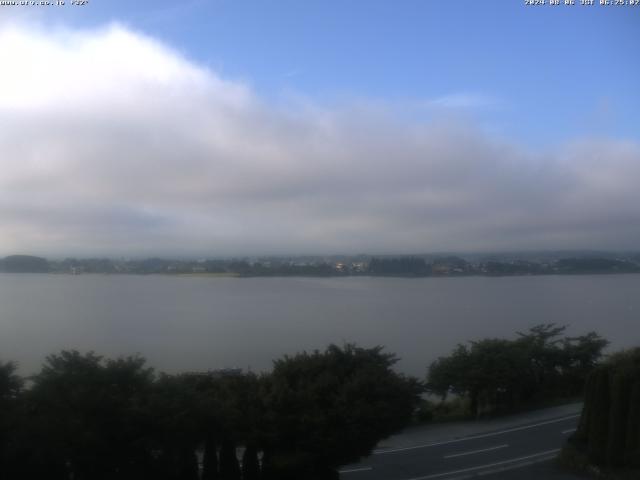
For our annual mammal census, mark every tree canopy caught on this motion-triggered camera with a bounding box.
[262,344,423,478]
[0,344,422,480]
[427,324,608,417]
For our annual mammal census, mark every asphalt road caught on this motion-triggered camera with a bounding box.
[339,413,581,480]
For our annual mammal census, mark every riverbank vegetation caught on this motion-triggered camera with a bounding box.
[0,344,422,480]
[0,327,619,479]
[425,324,609,418]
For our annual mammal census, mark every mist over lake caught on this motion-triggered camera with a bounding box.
[1,273,638,377]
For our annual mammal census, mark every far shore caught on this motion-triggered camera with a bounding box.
[2,271,640,279]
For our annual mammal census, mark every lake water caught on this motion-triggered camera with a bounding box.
[1,273,638,377]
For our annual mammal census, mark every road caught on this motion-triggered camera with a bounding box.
[340,406,584,480]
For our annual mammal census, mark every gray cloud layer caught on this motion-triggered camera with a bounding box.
[1,23,639,257]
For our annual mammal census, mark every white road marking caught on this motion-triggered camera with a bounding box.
[562,428,577,435]
[339,466,373,474]
[374,414,580,454]
[443,444,508,459]
[405,448,561,480]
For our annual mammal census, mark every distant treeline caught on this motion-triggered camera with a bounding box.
[0,344,422,480]
[2,254,640,277]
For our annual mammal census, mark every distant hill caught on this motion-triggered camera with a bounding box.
[0,255,50,273]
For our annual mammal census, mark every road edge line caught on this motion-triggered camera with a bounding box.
[374,414,579,454]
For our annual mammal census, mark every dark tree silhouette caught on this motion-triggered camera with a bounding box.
[427,325,609,416]
[219,437,241,480]
[569,347,640,470]
[0,344,422,479]
[202,437,219,480]
[241,444,260,480]
[0,361,23,477]
[263,344,423,478]
[20,351,155,479]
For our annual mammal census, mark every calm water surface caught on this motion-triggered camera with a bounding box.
[1,274,638,376]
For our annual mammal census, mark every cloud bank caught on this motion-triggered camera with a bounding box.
[1,23,639,257]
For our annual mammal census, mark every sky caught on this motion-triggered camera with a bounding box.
[0,1,639,257]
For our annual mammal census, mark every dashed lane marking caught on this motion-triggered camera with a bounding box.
[404,448,561,480]
[339,466,373,474]
[443,444,508,459]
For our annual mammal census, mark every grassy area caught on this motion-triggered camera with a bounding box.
[412,395,583,425]
[413,397,470,424]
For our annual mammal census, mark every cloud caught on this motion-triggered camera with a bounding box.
[426,93,499,109]
[1,22,639,257]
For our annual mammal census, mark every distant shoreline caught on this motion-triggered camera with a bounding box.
[2,271,640,279]
[2,254,639,277]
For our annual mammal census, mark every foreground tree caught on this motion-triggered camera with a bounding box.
[1,344,422,479]
[427,325,609,417]
[0,361,23,477]
[568,347,640,470]
[262,344,423,479]
[22,351,156,480]
[428,339,529,416]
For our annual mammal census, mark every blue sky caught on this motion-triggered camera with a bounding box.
[1,1,639,256]
[33,0,640,147]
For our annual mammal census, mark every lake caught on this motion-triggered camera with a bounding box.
[0,273,638,377]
